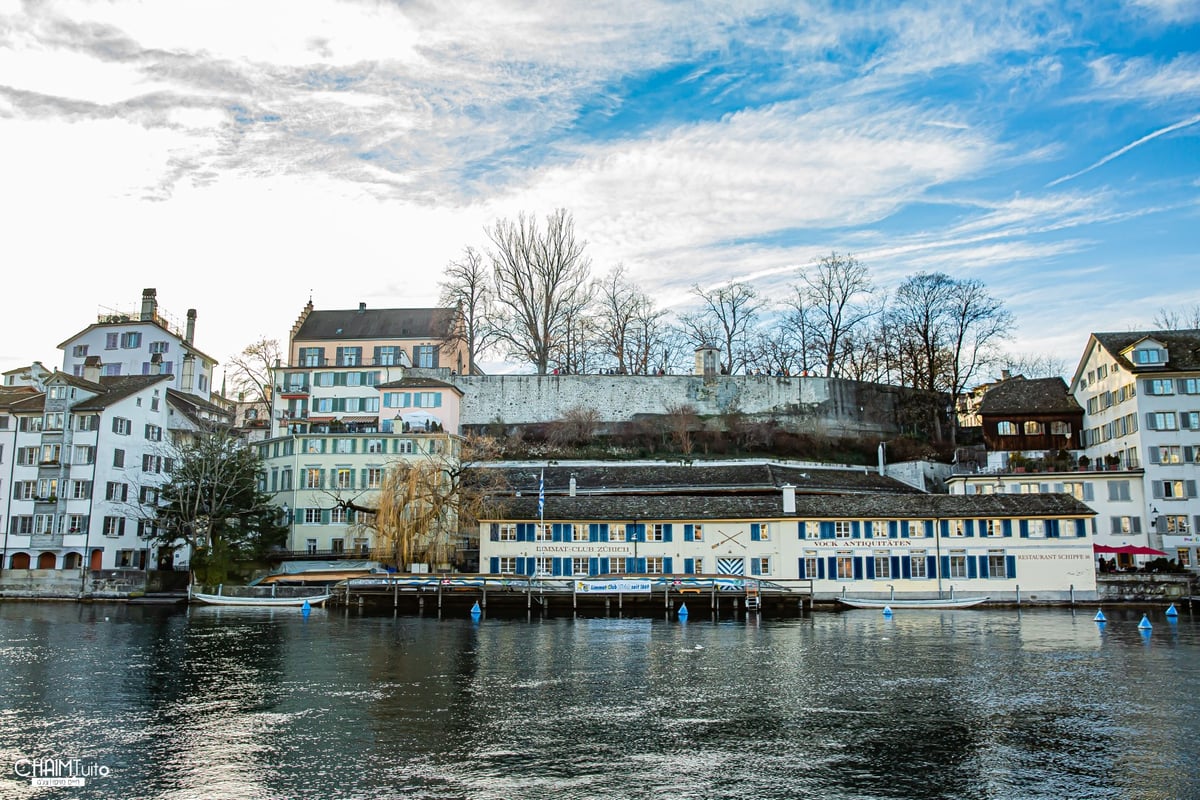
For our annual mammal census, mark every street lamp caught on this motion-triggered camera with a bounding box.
[280,502,292,552]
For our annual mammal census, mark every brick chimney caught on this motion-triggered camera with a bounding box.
[140,288,158,321]
[185,309,196,345]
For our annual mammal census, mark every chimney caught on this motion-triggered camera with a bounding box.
[569,475,577,497]
[878,442,887,476]
[185,309,196,344]
[83,356,101,383]
[1001,369,1011,380]
[358,302,366,314]
[140,288,157,321]
[150,352,163,375]
[782,484,796,514]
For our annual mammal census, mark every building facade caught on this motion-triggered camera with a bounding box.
[1072,330,1200,566]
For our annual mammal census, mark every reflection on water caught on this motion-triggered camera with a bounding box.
[1,604,1198,799]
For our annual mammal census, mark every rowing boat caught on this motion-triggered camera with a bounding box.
[191,591,333,607]
[837,596,989,610]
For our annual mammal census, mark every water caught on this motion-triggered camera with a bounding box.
[1,604,1198,800]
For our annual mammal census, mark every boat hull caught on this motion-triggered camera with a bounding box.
[191,592,332,607]
[837,596,989,609]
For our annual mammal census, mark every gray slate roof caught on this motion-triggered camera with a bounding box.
[486,492,1094,522]
[977,377,1082,415]
[293,307,455,341]
[377,376,461,392]
[1093,329,1200,372]
[73,375,171,411]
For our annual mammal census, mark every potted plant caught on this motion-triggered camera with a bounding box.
[1077,454,1091,471]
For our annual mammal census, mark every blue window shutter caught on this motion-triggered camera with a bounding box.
[685,558,695,573]
[1044,520,1055,538]
[401,393,410,407]
[978,556,989,579]
[552,558,562,577]
[295,508,304,524]
[750,523,760,541]
[551,523,562,542]
[900,521,910,538]
[600,558,610,574]
[925,521,934,538]
[1019,520,1029,538]
[889,521,899,539]
[663,557,673,573]
[853,557,864,580]
[589,557,599,575]
[940,555,950,579]
[967,557,978,579]
[891,556,901,578]
[589,523,598,542]
[926,555,937,578]
[798,521,806,539]
[1003,519,1013,537]
[634,524,646,542]
[526,559,537,577]
[797,558,806,578]
[902,557,912,579]
[637,557,647,573]
[817,559,826,580]
[939,520,949,537]
[434,393,442,407]
[1006,555,1017,578]
[826,557,836,578]
[964,520,975,537]
[851,521,861,539]
[516,523,526,542]
[515,557,525,574]
[751,560,761,576]
[865,558,875,579]
[863,521,873,538]
[684,524,694,542]
[1074,519,1086,537]
[663,524,672,542]
[321,509,331,524]
[820,521,834,539]
[489,557,499,573]
[489,523,499,541]
[599,523,609,541]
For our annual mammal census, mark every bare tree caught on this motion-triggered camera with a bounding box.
[995,352,1069,380]
[488,209,595,374]
[438,247,499,375]
[680,281,761,374]
[664,403,699,454]
[1152,304,1200,330]
[743,325,802,376]
[794,252,879,377]
[594,264,667,373]
[226,338,281,406]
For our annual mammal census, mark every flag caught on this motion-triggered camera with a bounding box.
[538,470,545,518]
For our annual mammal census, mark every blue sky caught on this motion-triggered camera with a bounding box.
[1,0,1197,379]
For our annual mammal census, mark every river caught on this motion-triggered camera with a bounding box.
[0,603,1197,799]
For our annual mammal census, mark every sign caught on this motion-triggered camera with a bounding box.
[576,579,652,594]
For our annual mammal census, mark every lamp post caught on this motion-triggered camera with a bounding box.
[281,502,291,554]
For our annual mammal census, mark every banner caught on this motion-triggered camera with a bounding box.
[575,579,652,594]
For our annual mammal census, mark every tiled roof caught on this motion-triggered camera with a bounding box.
[294,307,455,341]
[377,376,461,392]
[470,462,923,496]
[1093,329,1200,372]
[166,388,233,427]
[977,377,1083,415]
[485,492,1094,522]
[72,375,170,411]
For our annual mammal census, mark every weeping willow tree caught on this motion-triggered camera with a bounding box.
[340,434,506,572]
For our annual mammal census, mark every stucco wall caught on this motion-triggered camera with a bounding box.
[408,371,925,437]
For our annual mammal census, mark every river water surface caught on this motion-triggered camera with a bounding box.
[0,603,1197,800]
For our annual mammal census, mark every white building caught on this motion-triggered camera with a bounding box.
[1072,330,1200,567]
[58,288,217,401]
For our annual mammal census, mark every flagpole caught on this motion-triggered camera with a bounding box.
[538,469,545,579]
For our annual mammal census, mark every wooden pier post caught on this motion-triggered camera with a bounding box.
[393,578,398,609]
[481,586,487,609]
[437,579,443,611]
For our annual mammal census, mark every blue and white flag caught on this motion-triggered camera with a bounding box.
[537,470,545,518]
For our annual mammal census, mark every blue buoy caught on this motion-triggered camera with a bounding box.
[678,603,689,619]
[470,601,481,618]
[1093,609,1106,622]
[882,606,893,617]
[301,600,311,618]
[1166,604,1178,617]
[1138,614,1152,630]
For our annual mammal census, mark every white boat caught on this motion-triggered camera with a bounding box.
[837,596,990,610]
[191,591,333,607]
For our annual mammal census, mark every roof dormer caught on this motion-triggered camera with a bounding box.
[1121,336,1168,370]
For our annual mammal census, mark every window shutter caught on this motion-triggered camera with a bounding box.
[662,524,672,542]
[926,555,937,578]
[901,556,911,579]
[864,558,875,579]
[750,523,760,541]
[1194,515,1200,533]
[1156,516,1167,534]
[514,557,526,575]
[970,556,981,579]
[551,558,562,577]
[1152,482,1164,499]
[751,560,762,576]
[1083,484,1094,501]
[939,520,949,537]
[489,557,499,573]
[964,520,975,537]
[926,521,935,537]
[1039,483,1050,494]
[489,523,499,542]
[1187,480,1197,498]
[1146,412,1157,430]
[820,521,834,539]
[940,555,950,579]
[1002,519,1013,537]
[1186,447,1195,463]
[1132,517,1142,533]
[853,557,863,580]
[796,558,805,579]
[1149,447,1160,464]
[663,557,673,573]
[889,521,899,539]
[851,521,861,539]
[1019,520,1030,538]
[1075,519,1087,537]
[796,521,805,539]
[434,394,442,407]
[111,417,120,433]
[589,557,600,575]
[1110,517,1121,534]
[684,524,694,542]
[121,484,128,501]
[817,559,826,580]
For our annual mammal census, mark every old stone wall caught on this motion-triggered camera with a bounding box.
[411,370,932,437]
[0,568,159,599]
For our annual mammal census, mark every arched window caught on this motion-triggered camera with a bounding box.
[997,421,1018,436]
[1024,421,1044,435]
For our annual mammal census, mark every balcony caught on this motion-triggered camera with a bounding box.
[30,534,65,548]
[278,385,311,398]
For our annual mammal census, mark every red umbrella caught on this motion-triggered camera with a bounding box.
[1092,544,1119,554]
[1093,544,1167,556]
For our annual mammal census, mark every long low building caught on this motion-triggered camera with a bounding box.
[476,463,1098,602]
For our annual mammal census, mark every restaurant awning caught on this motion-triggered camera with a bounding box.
[1093,544,1168,556]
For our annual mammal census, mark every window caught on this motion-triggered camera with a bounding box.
[66,515,88,534]
[72,344,88,357]
[572,524,588,542]
[112,417,131,435]
[997,421,1017,436]
[36,478,57,500]
[306,538,318,554]
[76,414,98,431]
[497,557,517,575]
[376,346,400,366]
[397,440,415,454]
[983,519,1003,538]
[304,508,322,525]
[70,480,91,500]
[366,439,384,454]
[299,347,324,367]
[414,392,441,408]
[1111,516,1142,535]
[1061,482,1087,501]
[534,524,551,542]
[645,557,664,574]
[18,416,43,432]
[40,444,61,464]
[691,524,704,541]
[688,557,704,574]
[1107,481,1131,502]
[988,551,1008,578]
[1164,515,1189,533]
[102,364,122,376]
[1156,446,1183,465]
[836,554,854,579]
[1158,480,1192,500]
[1148,412,1177,431]
[149,341,169,354]
[498,524,517,541]
[336,346,362,366]
[15,481,36,499]
[910,552,928,579]
[414,345,438,369]
[873,555,891,579]
[1023,421,1043,435]
[1019,483,1041,494]
[305,469,322,489]
[571,557,589,577]
[1145,379,1175,395]
[834,521,852,539]
[120,332,142,349]
[335,468,353,489]
[908,520,927,538]
[103,516,125,537]
[305,439,323,454]
[1133,348,1164,365]
[105,481,128,502]
[609,524,626,542]
[649,524,667,542]
[331,507,349,525]
[144,424,162,442]
[950,520,965,537]
[329,538,344,554]
[750,557,771,576]
[9,516,33,534]
[17,447,37,466]
[363,397,380,413]
[139,487,159,505]
[366,468,383,488]
[112,449,125,468]
[74,445,95,465]
[105,333,119,349]
[334,439,354,454]
[949,554,968,579]
[48,386,68,400]
[608,557,626,574]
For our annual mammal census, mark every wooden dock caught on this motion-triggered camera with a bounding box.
[328,574,815,618]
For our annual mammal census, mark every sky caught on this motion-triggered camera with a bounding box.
[1,0,1198,382]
